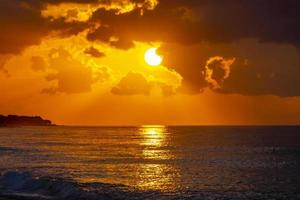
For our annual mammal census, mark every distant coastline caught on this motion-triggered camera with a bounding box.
[0,115,54,127]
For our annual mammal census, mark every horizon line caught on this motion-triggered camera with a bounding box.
[54,124,300,127]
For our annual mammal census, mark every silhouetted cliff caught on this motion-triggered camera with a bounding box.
[0,115,54,127]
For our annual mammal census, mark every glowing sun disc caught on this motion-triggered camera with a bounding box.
[145,48,163,66]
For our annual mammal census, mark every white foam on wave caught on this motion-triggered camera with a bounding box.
[0,171,103,200]
[1,170,296,200]
[0,170,167,200]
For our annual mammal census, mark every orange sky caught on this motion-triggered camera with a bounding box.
[1,0,300,125]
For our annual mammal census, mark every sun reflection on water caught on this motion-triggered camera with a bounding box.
[137,125,179,191]
[34,126,180,192]
[140,125,166,147]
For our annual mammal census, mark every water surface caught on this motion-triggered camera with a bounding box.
[0,126,299,199]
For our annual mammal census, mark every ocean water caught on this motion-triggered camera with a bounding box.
[0,126,299,200]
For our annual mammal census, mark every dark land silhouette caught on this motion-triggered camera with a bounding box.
[0,115,54,127]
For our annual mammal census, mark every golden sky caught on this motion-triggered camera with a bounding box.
[1,0,300,125]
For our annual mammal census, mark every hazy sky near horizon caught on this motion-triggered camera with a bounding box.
[1,0,300,125]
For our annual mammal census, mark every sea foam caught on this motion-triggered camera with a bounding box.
[0,171,104,200]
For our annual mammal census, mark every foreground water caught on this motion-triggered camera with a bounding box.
[0,126,299,199]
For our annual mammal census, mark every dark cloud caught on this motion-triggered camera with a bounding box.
[88,0,300,48]
[218,42,300,97]
[111,72,151,95]
[86,0,300,97]
[0,0,87,55]
[84,47,105,58]
[43,48,109,94]
[112,72,176,96]
[162,40,300,97]
[158,44,209,94]
[3,0,300,52]
[22,0,155,7]
[2,0,300,52]
[0,0,47,54]
[205,57,235,89]
[0,0,157,54]
[87,26,135,50]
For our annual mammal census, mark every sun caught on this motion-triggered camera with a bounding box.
[144,48,163,66]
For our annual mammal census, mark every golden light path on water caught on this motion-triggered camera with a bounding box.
[27,125,180,192]
[137,125,179,191]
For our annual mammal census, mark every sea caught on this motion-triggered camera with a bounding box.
[0,126,299,200]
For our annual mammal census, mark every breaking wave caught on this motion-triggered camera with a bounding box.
[0,170,165,200]
[1,170,298,200]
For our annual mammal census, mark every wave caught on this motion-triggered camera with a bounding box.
[0,171,95,199]
[1,170,298,200]
[0,171,138,200]
[0,146,20,154]
[0,171,171,200]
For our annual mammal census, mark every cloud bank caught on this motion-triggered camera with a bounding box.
[1,0,300,97]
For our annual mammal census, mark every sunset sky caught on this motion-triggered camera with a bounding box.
[1,0,300,125]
